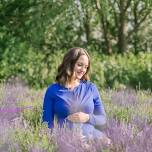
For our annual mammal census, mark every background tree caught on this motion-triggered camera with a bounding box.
[0,0,152,88]
[92,0,152,54]
[129,0,152,53]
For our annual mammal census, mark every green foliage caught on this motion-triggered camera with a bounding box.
[0,42,28,80]
[111,106,131,122]
[13,125,56,152]
[0,49,152,90]
[22,102,42,128]
[102,52,152,90]
[1,0,151,55]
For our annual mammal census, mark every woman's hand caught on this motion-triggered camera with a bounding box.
[67,112,89,123]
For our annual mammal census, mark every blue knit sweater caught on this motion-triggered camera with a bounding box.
[42,80,106,138]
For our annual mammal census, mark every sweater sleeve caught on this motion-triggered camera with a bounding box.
[88,83,106,126]
[42,86,54,128]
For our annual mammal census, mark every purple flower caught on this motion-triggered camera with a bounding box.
[110,89,138,107]
[0,83,33,121]
[104,118,152,152]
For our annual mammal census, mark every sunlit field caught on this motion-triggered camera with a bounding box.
[0,82,152,152]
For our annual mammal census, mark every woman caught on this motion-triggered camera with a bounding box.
[42,47,111,144]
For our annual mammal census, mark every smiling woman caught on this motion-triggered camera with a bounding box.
[55,47,90,88]
[42,47,111,145]
[72,55,89,82]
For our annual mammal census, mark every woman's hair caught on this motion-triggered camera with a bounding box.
[56,47,91,86]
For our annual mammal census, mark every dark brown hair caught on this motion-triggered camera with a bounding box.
[56,47,91,86]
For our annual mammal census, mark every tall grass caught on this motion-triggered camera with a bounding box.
[0,82,152,152]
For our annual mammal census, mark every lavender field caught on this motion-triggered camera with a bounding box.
[0,82,152,152]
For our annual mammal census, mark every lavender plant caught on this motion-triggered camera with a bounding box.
[110,89,138,107]
[104,118,152,152]
[0,82,32,121]
[52,123,109,152]
[0,82,152,152]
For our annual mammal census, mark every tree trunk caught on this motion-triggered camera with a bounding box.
[118,10,127,53]
[84,9,91,44]
[95,0,112,54]
[101,17,112,54]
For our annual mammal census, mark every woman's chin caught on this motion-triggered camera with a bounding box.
[78,75,83,79]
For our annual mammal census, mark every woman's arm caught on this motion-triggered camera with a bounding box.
[67,83,106,126]
[42,86,54,128]
[88,83,106,126]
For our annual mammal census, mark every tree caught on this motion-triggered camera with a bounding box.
[129,0,152,53]
[93,0,112,54]
[93,0,152,53]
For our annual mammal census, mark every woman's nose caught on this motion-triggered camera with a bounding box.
[81,67,86,72]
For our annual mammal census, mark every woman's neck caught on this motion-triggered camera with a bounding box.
[66,79,80,89]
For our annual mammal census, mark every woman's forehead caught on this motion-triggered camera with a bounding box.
[76,55,89,65]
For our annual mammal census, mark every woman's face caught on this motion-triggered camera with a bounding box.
[72,55,89,81]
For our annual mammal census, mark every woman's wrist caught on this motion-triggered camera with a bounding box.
[86,114,90,122]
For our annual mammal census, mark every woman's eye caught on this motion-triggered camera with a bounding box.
[77,63,88,69]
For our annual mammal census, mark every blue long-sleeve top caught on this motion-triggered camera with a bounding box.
[42,80,106,138]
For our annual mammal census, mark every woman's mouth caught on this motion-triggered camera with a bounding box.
[77,72,84,75]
